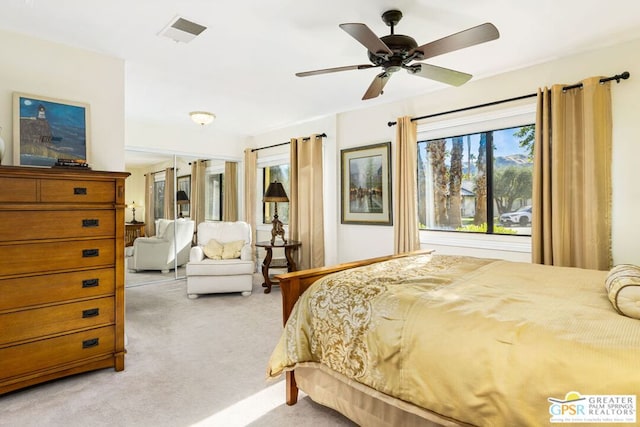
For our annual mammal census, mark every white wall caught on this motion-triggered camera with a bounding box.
[124,167,146,223]
[126,118,247,160]
[0,29,125,171]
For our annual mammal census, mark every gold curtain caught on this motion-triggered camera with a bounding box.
[243,149,257,247]
[394,116,420,254]
[290,135,324,270]
[223,161,238,221]
[532,77,612,270]
[190,160,207,234]
[163,167,175,220]
[144,173,155,236]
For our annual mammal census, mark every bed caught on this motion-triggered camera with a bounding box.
[266,250,640,426]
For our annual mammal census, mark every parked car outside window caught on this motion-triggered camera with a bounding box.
[499,206,532,226]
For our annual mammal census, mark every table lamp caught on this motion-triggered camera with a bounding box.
[263,181,288,245]
[176,190,189,218]
[128,201,141,224]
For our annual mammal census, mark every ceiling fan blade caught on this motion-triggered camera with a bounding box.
[409,63,472,87]
[362,72,391,100]
[410,23,499,60]
[296,64,377,77]
[339,23,393,56]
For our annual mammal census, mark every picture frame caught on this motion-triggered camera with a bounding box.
[13,92,91,167]
[341,142,392,225]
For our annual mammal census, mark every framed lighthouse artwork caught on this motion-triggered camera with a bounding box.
[13,92,91,167]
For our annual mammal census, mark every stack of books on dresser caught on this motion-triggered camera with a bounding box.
[53,158,90,169]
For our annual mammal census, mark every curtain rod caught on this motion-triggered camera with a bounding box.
[251,133,327,152]
[387,71,630,127]
[145,167,175,176]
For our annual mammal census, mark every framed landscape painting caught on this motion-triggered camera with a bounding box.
[341,142,392,225]
[13,92,90,167]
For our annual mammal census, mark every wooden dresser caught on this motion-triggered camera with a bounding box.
[0,166,129,394]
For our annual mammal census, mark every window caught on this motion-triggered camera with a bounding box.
[205,172,223,221]
[263,164,290,224]
[417,124,534,236]
[153,180,165,220]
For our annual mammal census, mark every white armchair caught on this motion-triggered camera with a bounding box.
[186,221,254,298]
[127,219,195,274]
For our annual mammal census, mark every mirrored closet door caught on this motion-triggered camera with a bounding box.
[124,149,235,287]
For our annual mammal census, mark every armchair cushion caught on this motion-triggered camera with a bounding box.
[203,239,224,259]
[156,219,172,238]
[221,240,245,259]
[187,259,254,276]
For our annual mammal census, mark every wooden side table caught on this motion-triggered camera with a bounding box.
[125,222,145,247]
[255,240,301,294]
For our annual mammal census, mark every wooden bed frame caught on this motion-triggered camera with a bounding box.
[274,249,434,405]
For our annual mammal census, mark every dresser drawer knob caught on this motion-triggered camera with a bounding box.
[82,308,100,318]
[82,338,100,349]
[82,278,99,288]
[82,249,99,258]
[82,219,99,227]
[74,187,87,195]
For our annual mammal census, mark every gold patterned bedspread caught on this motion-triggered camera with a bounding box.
[267,254,640,426]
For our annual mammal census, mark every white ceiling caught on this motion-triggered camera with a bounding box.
[2,0,640,140]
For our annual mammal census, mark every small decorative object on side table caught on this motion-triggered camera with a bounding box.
[126,201,142,224]
[263,181,289,245]
[255,240,301,294]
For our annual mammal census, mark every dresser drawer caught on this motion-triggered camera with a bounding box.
[0,268,115,311]
[0,177,37,202]
[40,179,115,203]
[0,326,114,380]
[0,239,115,276]
[0,297,114,346]
[0,210,115,241]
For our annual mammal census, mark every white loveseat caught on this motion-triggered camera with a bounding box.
[186,221,254,298]
[127,219,195,273]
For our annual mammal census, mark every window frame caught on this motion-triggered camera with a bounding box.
[204,163,224,222]
[416,103,536,252]
[262,164,290,225]
[257,153,290,227]
[153,172,165,221]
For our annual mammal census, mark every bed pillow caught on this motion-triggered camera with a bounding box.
[202,239,245,260]
[605,264,640,319]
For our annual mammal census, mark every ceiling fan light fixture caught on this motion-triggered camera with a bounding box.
[296,10,499,100]
[190,111,216,126]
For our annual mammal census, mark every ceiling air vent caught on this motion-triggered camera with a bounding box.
[159,16,207,43]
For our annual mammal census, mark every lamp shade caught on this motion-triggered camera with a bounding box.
[263,181,289,202]
[176,190,190,204]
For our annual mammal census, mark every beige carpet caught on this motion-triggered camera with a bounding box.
[0,275,356,427]
[125,266,187,287]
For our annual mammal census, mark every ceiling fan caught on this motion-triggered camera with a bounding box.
[296,10,499,100]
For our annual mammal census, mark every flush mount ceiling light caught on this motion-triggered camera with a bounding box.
[189,111,216,126]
